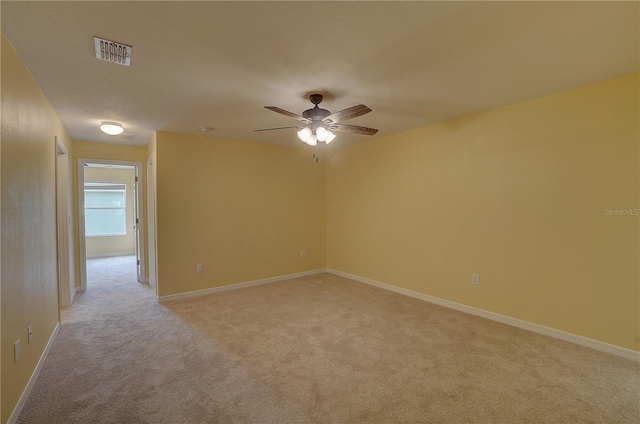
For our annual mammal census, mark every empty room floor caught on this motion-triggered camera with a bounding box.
[17,258,640,423]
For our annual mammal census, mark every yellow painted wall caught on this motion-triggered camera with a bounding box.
[1,33,72,423]
[71,141,148,285]
[84,167,136,257]
[155,132,326,297]
[327,73,639,351]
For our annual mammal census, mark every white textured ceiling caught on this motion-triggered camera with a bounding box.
[2,1,638,147]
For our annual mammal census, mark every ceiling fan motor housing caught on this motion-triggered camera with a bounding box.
[303,107,331,121]
[303,93,331,124]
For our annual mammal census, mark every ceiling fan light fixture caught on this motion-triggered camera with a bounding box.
[324,131,336,144]
[99,121,124,136]
[297,127,314,144]
[316,126,336,144]
[316,126,329,141]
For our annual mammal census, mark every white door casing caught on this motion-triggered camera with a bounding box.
[55,137,71,308]
[147,156,157,290]
[77,158,146,290]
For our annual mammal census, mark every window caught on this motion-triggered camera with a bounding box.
[84,182,127,236]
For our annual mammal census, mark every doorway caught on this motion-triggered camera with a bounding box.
[77,159,145,291]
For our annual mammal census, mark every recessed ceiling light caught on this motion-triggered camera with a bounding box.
[100,121,124,136]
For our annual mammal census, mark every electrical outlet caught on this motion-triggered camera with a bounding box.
[196,263,203,272]
[28,324,33,344]
[301,250,306,258]
[14,339,20,363]
[472,273,480,285]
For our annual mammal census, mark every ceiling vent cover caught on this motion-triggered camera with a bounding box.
[94,37,131,66]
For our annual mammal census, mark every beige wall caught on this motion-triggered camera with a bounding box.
[154,132,326,297]
[327,73,639,351]
[84,167,136,257]
[1,33,72,423]
[71,141,148,285]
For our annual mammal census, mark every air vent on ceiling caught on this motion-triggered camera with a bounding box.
[120,134,135,140]
[94,37,131,66]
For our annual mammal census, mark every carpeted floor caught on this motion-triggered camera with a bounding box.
[17,255,640,423]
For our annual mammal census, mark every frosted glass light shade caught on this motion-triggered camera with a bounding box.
[316,126,329,141]
[100,121,124,136]
[324,131,336,144]
[297,127,313,144]
[298,126,332,146]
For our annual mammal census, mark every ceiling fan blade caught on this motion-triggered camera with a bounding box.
[253,126,299,132]
[329,123,378,136]
[265,106,311,124]
[323,104,372,124]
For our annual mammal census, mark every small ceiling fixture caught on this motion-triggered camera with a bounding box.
[255,94,378,146]
[99,121,124,136]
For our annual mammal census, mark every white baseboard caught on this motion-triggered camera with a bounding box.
[327,268,640,363]
[70,286,80,304]
[157,269,327,303]
[8,322,60,424]
[86,251,135,259]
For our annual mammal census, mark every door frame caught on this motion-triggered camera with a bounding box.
[146,155,157,289]
[55,137,72,308]
[77,158,146,291]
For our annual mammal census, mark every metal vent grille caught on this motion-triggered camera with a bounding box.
[94,37,131,66]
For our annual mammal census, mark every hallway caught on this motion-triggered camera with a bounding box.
[65,255,153,323]
[16,256,167,423]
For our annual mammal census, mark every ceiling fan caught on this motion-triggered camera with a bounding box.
[255,94,378,146]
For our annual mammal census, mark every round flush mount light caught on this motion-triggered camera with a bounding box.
[99,121,124,136]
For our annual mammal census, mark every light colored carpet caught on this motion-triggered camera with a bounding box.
[17,255,640,423]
